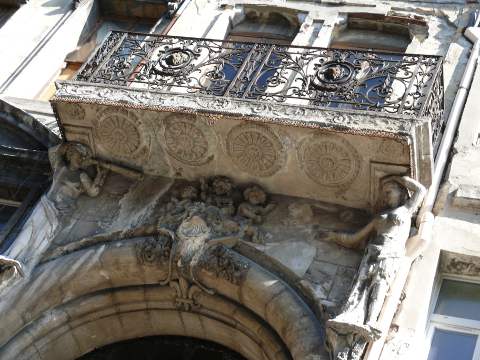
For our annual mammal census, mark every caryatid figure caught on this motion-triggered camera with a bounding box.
[325,176,426,341]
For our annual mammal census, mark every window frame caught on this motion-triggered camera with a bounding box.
[426,274,480,360]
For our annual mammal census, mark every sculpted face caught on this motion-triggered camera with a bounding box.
[66,150,83,171]
[245,186,267,205]
[381,182,404,209]
[212,177,232,196]
[180,186,198,200]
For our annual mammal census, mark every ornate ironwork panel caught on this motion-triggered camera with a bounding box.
[74,31,445,145]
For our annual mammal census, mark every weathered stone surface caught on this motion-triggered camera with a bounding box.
[52,94,418,209]
[264,241,316,277]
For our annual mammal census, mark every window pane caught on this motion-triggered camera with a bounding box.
[434,279,480,321]
[427,329,477,360]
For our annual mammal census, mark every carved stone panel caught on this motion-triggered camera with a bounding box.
[297,134,361,187]
[226,123,286,177]
[94,108,150,161]
[163,114,215,166]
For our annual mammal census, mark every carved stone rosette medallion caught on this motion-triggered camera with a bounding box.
[226,123,286,177]
[94,108,148,159]
[163,115,215,166]
[298,134,360,187]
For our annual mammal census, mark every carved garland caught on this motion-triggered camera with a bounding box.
[226,123,286,177]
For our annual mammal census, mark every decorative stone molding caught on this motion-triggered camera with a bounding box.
[298,134,361,187]
[201,246,250,286]
[169,277,202,311]
[135,232,173,266]
[226,123,286,177]
[439,252,480,277]
[53,82,419,138]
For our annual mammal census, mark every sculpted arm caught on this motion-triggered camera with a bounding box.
[80,166,108,198]
[325,219,376,249]
[390,176,426,214]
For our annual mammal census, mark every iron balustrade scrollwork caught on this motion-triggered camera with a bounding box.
[74,31,445,148]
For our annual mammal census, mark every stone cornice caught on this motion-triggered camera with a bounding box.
[52,80,426,142]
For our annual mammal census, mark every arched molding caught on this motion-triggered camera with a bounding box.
[0,237,327,360]
[1,286,287,360]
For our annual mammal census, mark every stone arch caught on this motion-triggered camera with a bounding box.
[0,237,327,360]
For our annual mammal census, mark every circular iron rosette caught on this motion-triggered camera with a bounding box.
[310,61,356,92]
[152,48,196,76]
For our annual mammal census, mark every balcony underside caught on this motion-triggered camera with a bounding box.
[51,33,444,209]
[52,81,432,210]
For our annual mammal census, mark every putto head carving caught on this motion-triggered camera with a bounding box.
[211,176,233,196]
[243,185,267,206]
[180,185,199,201]
[63,142,93,170]
[153,48,196,76]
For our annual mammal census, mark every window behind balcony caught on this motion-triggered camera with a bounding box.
[221,7,300,99]
[330,14,414,52]
[227,7,299,45]
[427,278,480,360]
[324,15,428,112]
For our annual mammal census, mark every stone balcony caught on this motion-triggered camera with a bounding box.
[51,31,444,210]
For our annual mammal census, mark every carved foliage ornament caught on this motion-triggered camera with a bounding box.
[136,232,173,266]
[298,134,361,187]
[226,123,286,177]
[94,108,148,159]
[163,115,215,166]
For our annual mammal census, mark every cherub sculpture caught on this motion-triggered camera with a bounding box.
[324,176,426,347]
[237,185,276,224]
[47,143,108,212]
[200,176,236,216]
[158,213,246,294]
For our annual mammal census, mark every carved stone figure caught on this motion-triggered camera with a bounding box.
[324,176,426,360]
[158,214,249,295]
[200,176,236,216]
[47,142,146,214]
[47,143,108,212]
[237,185,276,224]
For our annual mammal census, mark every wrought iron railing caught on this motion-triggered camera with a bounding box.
[74,31,445,147]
